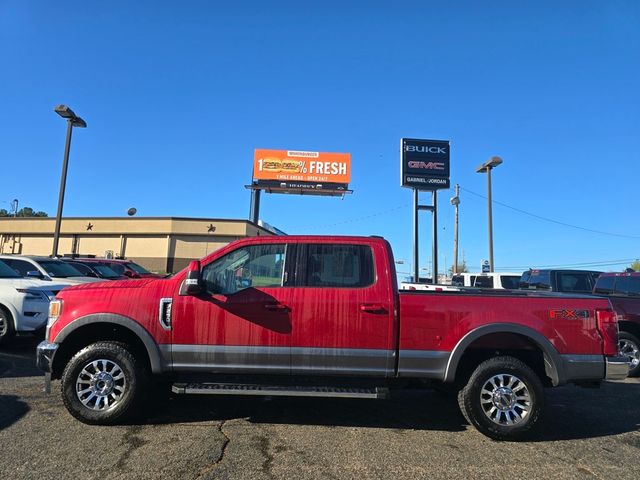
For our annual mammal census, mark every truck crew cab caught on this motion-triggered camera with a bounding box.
[37,236,627,440]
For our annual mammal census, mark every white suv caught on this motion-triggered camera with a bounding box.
[0,255,106,285]
[0,260,69,345]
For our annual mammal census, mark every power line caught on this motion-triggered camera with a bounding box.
[290,202,411,230]
[461,187,640,240]
[500,258,638,270]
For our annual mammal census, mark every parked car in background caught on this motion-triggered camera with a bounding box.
[60,259,127,281]
[0,255,107,285]
[70,258,162,279]
[0,260,67,345]
[400,282,461,292]
[518,269,601,294]
[593,271,640,376]
[452,272,521,289]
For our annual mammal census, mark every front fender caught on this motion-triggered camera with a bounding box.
[54,313,166,374]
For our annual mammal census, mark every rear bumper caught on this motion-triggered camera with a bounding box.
[605,356,629,381]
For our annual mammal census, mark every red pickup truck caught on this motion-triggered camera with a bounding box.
[37,235,628,440]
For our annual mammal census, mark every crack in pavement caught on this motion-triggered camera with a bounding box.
[116,425,148,470]
[197,419,231,479]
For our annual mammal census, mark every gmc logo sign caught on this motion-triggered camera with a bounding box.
[405,145,447,154]
[407,161,445,170]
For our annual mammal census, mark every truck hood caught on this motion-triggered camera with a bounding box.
[0,278,69,292]
[61,278,158,292]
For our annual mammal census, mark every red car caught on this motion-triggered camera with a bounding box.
[37,235,626,440]
[593,271,640,376]
[69,258,162,279]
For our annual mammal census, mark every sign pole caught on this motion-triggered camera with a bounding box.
[249,187,261,224]
[432,190,438,283]
[413,188,419,283]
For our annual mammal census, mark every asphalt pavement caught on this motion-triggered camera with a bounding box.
[2,336,640,480]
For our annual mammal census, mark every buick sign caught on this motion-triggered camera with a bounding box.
[400,138,450,190]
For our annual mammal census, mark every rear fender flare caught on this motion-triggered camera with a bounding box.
[443,323,564,386]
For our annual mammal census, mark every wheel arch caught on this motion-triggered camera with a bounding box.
[444,323,564,386]
[52,313,166,378]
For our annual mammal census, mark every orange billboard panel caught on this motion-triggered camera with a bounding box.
[253,149,351,185]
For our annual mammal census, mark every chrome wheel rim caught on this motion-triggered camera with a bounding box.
[619,339,640,370]
[76,359,127,411]
[480,374,532,426]
[0,314,7,337]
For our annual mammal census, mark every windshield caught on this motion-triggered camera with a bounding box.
[90,264,122,279]
[38,260,84,278]
[126,262,151,274]
[0,260,20,278]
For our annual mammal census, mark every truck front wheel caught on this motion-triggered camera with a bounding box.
[61,342,147,425]
[457,356,544,441]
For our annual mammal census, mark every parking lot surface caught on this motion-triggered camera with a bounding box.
[2,337,640,480]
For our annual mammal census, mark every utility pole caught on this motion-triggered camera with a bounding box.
[450,184,460,274]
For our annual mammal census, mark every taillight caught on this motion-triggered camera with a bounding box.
[596,309,618,356]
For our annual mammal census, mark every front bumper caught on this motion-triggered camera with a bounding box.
[605,355,629,381]
[36,341,58,373]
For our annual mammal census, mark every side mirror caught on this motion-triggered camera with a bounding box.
[123,271,140,278]
[26,270,44,279]
[179,260,203,296]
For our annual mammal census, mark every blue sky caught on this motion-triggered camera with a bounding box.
[1,1,638,276]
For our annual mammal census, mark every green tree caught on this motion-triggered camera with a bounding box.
[630,260,640,272]
[0,206,48,217]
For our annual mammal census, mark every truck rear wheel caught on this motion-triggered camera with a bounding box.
[61,342,147,425]
[619,332,640,377]
[457,356,544,441]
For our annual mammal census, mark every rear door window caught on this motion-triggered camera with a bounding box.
[301,244,374,288]
[557,273,592,293]
[500,276,520,289]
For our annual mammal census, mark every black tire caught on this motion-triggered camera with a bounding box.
[0,306,15,346]
[61,342,148,425]
[457,356,544,441]
[619,331,640,377]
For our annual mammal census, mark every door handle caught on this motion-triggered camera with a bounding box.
[360,304,387,314]
[264,303,289,311]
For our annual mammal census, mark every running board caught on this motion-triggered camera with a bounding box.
[171,383,389,399]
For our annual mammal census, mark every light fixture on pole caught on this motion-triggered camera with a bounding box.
[475,156,502,273]
[52,105,87,257]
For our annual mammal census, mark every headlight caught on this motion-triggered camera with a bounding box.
[16,288,48,301]
[47,299,63,328]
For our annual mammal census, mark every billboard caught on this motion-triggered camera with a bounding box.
[253,149,351,194]
[400,138,450,190]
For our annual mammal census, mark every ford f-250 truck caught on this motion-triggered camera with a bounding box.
[36,236,628,440]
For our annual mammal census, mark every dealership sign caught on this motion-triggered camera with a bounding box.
[253,149,351,194]
[400,138,450,190]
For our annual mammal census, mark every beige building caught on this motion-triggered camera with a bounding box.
[0,217,274,273]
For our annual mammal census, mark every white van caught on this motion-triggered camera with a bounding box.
[451,272,521,290]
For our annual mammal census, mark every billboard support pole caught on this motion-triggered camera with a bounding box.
[249,187,261,224]
[413,188,419,283]
[432,190,438,283]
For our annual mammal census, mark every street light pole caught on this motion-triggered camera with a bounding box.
[52,105,86,258]
[450,184,460,274]
[475,156,503,273]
